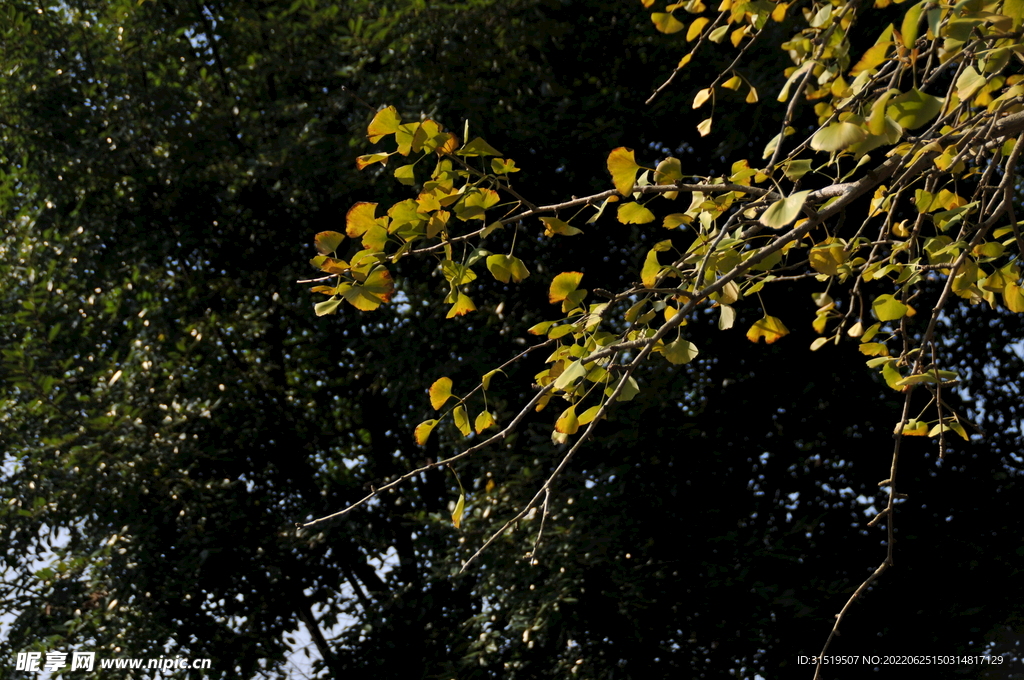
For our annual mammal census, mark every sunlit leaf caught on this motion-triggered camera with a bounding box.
[759,190,810,228]
[452,492,465,528]
[481,369,506,390]
[314,297,342,316]
[719,304,736,330]
[346,202,380,238]
[414,419,439,445]
[663,338,699,365]
[474,411,496,434]
[429,377,453,410]
[810,122,867,152]
[871,294,908,321]
[887,88,943,130]
[746,316,790,344]
[549,272,584,304]
[458,137,502,156]
[607,147,641,196]
[617,202,656,224]
[541,216,583,236]
[640,249,662,289]
[341,267,394,311]
[687,16,709,41]
[367,106,401,143]
[314,231,345,254]
[555,405,579,434]
[453,404,471,436]
[355,152,391,170]
[651,12,685,33]
[446,292,476,318]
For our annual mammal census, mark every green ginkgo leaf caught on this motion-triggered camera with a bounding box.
[759,190,810,228]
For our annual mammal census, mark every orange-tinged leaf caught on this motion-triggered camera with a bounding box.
[346,202,380,238]
[367,106,401,143]
[900,419,930,436]
[555,405,579,434]
[446,292,477,318]
[607,147,641,196]
[474,411,496,434]
[314,231,345,254]
[414,419,439,445]
[355,152,391,170]
[549,272,584,304]
[746,316,790,344]
[429,377,453,410]
[340,267,395,311]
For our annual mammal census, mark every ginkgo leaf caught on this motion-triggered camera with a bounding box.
[414,419,439,445]
[719,304,736,330]
[452,492,465,528]
[654,157,682,185]
[578,405,603,426]
[871,294,908,321]
[640,249,662,288]
[490,158,520,174]
[367,106,401,143]
[554,360,588,391]
[429,377,453,410]
[346,202,380,238]
[887,88,943,130]
[900,0,926,48]
[481,369,505,390]
[393,164,416,186]
[453,404,471,436]
[549,272,584,304]
[617,202,656,224]
[314,231,345,255]
[746,316,790,344]
[651,12,685,34]
[446,292,476,318]
[314,297,342,316]
[759,190,810,228]
[696,118,712,137]
[808,242,847,276]
[810,122,867,152]
[899,419,930,436]
[555,405,579,434]
[458,137,503,156]
[340,267,394,311]
[355,152,391,169]
[687,16,709,41]
[474,411,496,434]
[692,87,713,109]
[1004,282,1024,312]
[541,216,583,236]
[607,147,641,196]
[663,338,699,365]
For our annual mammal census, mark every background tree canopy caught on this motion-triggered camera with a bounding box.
[1,0,1022,679]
